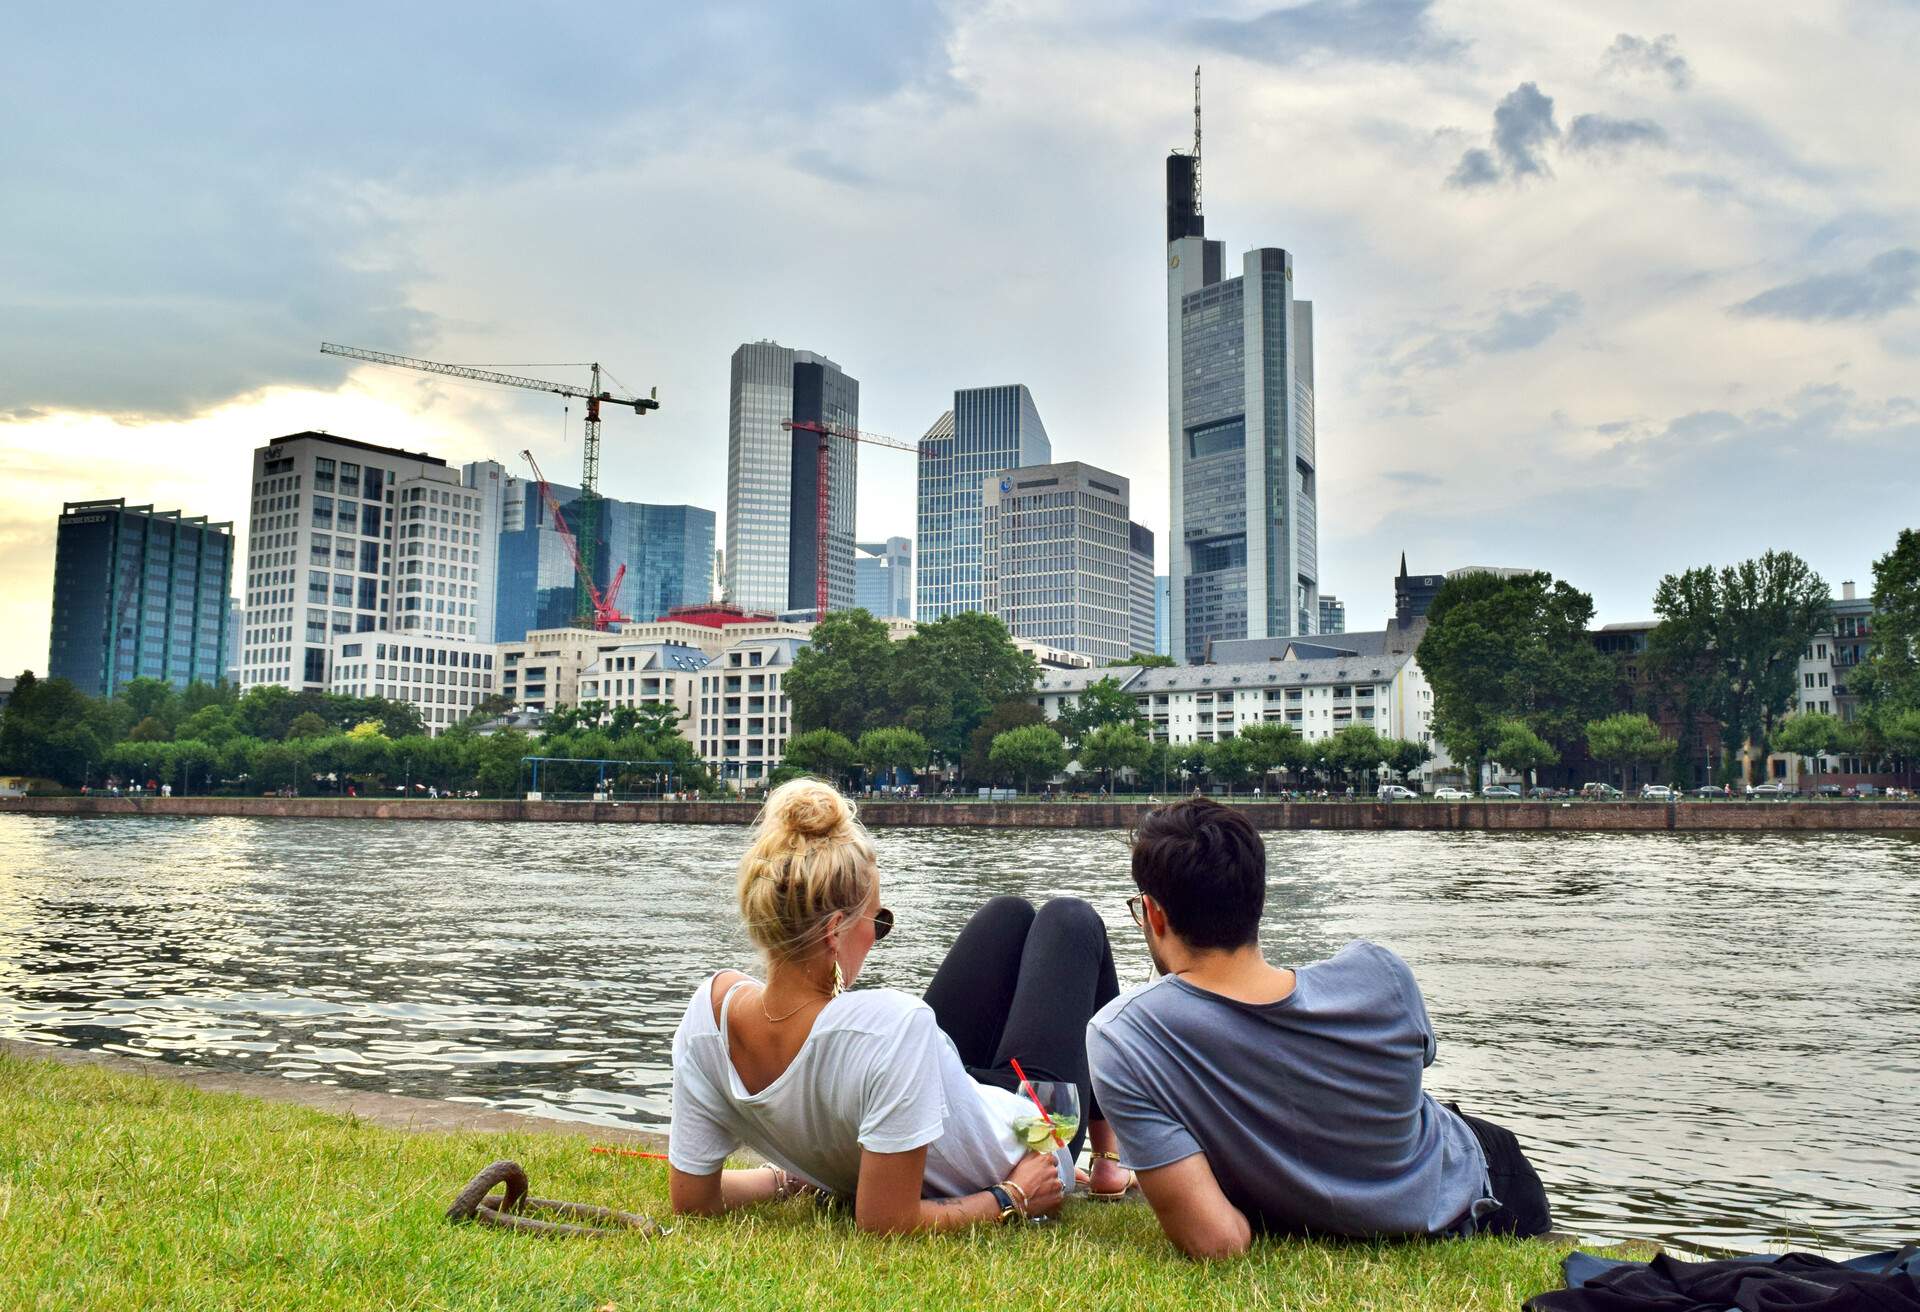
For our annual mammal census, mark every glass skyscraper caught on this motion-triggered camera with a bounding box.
[724,341,858,614]
[1166,150,1318,662]
[855,537,913,619]
[492,474,714,642]
[49,499,233,696]
[916,384,1051,622]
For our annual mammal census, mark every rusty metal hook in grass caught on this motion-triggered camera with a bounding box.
[446,1160,666,1239]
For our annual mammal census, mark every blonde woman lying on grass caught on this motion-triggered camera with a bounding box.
[667,778,1133,1232]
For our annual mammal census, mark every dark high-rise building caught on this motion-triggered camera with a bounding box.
[49,499,233,696]
[725,342,859,614]
[1166,96,1318,661]
[1394,555,1446,624]
[1128,522,1157,658]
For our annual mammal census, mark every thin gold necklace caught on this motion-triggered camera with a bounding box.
[759,983,830,1024]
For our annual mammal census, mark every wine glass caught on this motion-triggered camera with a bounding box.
[1010,1079,1080,1219]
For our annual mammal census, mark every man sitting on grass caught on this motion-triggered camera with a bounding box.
[1087,798,1552,1259]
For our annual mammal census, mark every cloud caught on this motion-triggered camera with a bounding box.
[1468,288,1584,352]
[1189,0,1466,66]
[1447,82,1558,187]
[0,4,958,420]
[1603,34,1693,91]
[789,148,876,188]
[1730,249,1920,322]
[1384,285,1584,375]
[1381,470,1443,487]
[1447,147,1501,190]
[1566,113,1668,153]
[1493,83,1560,177]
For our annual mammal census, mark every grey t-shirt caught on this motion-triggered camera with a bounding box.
[1086,940,1491,1237]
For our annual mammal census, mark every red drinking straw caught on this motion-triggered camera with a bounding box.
[1008,1057,1066,1148]
[590,1145,671,1162]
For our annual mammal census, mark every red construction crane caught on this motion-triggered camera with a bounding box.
[521,449,629,630]
[780,419,921,615]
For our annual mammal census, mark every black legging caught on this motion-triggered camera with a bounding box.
[921,895,1121,1156]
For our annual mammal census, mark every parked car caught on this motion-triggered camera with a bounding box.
[1481,785,1523,799]
[1433,786,1473,801]
[1579,782,1623,799]
[1377,784,1417,801]
[1747,782,1788,798]
[1691,784,1730,798]
[1527,786,1569,799]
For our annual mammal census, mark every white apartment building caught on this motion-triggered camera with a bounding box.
[497,627,625,713]
[575,642,709,724]
[240,431,497,692]
[695,636,807,791]
[1035,650,1435,750]
[327,631,499,735]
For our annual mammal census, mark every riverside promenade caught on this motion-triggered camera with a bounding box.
[7,794,1919,831]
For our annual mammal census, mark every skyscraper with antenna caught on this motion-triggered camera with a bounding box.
[1165,66,1319,662]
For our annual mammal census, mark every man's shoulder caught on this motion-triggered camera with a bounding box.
[1090,975,1183,1037]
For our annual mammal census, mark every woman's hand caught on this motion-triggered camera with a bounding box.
[1009,1150,1065,1218]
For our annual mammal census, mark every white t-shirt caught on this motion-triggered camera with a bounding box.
[668,976,1072,1199]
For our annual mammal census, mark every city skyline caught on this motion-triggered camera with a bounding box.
[7,4,1920,677]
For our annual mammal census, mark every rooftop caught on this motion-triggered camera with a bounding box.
[267,431,447,467]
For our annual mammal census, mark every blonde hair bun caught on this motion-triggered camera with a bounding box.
[766,777,853,838]
[737,778,878,964]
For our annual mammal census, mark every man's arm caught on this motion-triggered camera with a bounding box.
[1134,1153,1253,1260]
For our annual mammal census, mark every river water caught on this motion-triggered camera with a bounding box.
[1,815,1914,1252]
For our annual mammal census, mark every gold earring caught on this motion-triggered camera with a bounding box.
[831,960,845,996]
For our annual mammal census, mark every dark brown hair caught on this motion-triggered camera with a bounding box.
[1129,799,1266,950]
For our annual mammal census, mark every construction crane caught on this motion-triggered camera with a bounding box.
[521,450,628,630]
[779,419,921,615]
[319,341,659,626]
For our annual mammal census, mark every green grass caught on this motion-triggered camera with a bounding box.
[1,1053,1595,1311]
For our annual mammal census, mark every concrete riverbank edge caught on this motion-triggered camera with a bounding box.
[0,1035,676,1153]
[7,793,1920,831]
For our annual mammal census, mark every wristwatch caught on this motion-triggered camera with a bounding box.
[987,1183,1019,1224]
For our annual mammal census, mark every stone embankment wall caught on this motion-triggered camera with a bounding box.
[5,794,1920,831]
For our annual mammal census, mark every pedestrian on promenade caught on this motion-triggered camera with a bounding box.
[668,777,1133,1232]
[1088,799,1551,1258]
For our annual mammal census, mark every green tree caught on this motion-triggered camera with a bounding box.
[856,727,931,785]
[1053,677,1148,747]
[116,678,180,734]
[170,739,219,794]
[1236,722,1303,793]
[1585,712,1674,788]
[1175,741,1215,792]
[253,742,304,792]
[1209,735,1257,795]
[1419,571,1613,786]
[0,674,107,784]
[177,705,238,746]
[126,715,171,743]
[783,729,857,789]
[963,700,1045,784]
[1077,722,1151,793]
[285,712,330,741]
[218,736,263,791]
[1649,551,1831,782]
[1879,708,1920,761]
[1386,737,1434,786]
[892,612,1039,763]
[1771,712,1843,775]
[1492,718,1559,788]
[1854,529,1920,719]
[987,723,1068,793]
[179,680,234,716]
[1107,653,1175,668]
[785,610,898,738]
[1325,724,1388,791]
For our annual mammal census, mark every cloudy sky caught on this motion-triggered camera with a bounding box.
[5,0,1918,676]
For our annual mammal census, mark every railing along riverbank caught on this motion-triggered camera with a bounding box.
[7,794,1920,831]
